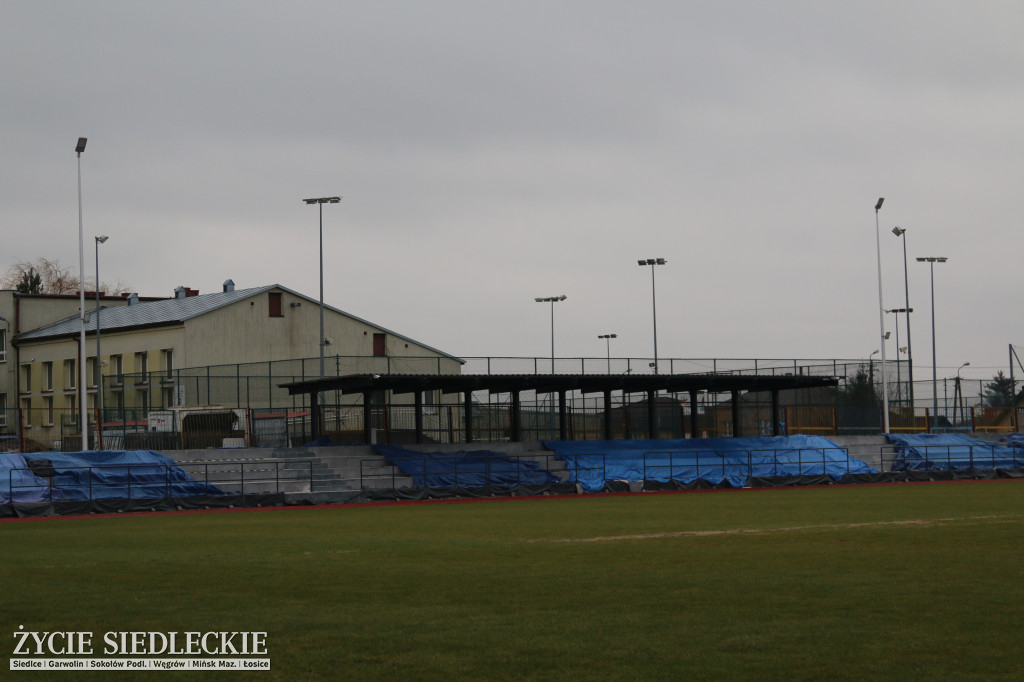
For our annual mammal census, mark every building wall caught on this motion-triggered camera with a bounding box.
[5,287,461,427]
[0,290,164,421]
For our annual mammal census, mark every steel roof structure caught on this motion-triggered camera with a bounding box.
[280,372,839,444]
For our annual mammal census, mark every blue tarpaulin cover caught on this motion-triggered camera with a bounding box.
[374,446,560,488]
[543,436,877,491]
[1,453,62,504]
[4,450,224,502]
[889,433,1024,471]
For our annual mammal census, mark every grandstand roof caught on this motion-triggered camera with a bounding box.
[280,371,838,398]
[281,372,839,444]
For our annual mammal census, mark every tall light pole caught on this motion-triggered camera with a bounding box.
[94,235,108,441]
[303,197,341,379]
[638,258,666,374]
[917,256,947,428]
[873,198,889,433]
[598,334,617,373]
[886,307,912,405]
[76,137,89,450]
[892,227,915,406]
[535,295,566,373]
[956,361,970,424]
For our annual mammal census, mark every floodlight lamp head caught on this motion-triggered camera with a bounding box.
[534,298,544,302]
[892,226,905,236]
[875,197,884,211]
[76,137,87,153]
[558,295,567,301]
[655,258,666,265]
[637,260,647,266]
[95,235,109,244]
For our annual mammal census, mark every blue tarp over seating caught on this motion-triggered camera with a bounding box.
[543,435,877,492]
[889,433,1024,472]
[1,453,62,504]
[374,446,560,489]
[6,450,224,501]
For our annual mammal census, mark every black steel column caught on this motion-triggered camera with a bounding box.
[558,390,568,440]
[689,390,699,439]
[731,390,741,437]
[414,390,424,444]
[464,391,474,443]
[771,389,781,436]
[647,390,657,439]
[510,391,522,442]
[362,392,373,444]
[310,390,321,443]
[603,390,613,440]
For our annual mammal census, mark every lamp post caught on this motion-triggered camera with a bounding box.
[535,295,566,373]
[598,334,617,373]
[94,235,108,439]
[873,198,889,433]
[892,227,915,406]
[303,197,341,379]
[76,137,89,450]
[956,362,970,425]
[638,258,666,374]
[917,256,948,428]
[886,307,913,405]
[869,349,879,391]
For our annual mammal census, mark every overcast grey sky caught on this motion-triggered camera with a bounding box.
[3,1,1022,381]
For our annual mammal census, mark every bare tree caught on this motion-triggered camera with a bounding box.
[2,258,130,295]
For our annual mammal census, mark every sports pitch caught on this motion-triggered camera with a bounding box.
[3,481,1023,680]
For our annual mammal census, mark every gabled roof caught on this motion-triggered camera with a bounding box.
[13,284,462,362]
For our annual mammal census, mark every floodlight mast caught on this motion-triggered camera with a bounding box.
[598,333,617,373]
[303,197,342,380]
[873,199,889,433]
[891,226,915,406]
[637,258,666,373]
[917,256,948,427]
[76,137,89,449]
[535,295,566,373]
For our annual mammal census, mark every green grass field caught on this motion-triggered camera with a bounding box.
[3,481,1024,681]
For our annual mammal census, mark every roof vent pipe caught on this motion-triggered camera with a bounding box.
[223,279,235,293]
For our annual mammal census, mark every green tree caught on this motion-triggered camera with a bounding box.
[983,371,1023,406]
[839,367,878,405]
[15,268,42,294]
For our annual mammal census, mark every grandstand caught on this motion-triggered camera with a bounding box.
[4,429,1022,517]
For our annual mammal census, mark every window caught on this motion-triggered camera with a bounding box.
[137,388,149,413]
[110,355,123,385]
[42,362,53,392]
[65,359,76,390]
[43,396,54,426]
[162,386,176,408]
[20,365,31,394]
[135,352,148,383]
[0,393,7,428]
[87,357,96,388]
[269,292,283,317]
[373,333,386,357]
[21,398,31,427]
[0,328,6,363]
[162,349,174,379]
